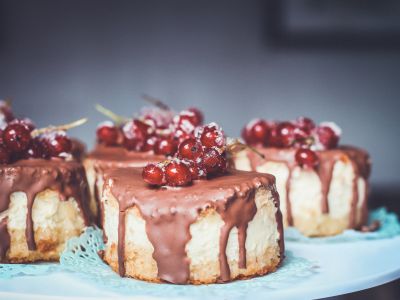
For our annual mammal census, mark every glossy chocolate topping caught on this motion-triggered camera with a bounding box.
[103,168,283,284]
[87,145,164,169]
[246,145,371,227]
[0,159,91,262]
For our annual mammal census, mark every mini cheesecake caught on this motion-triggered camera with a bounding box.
[236,116,372,237]
[0,159,91,263]
[83,146,164,220]
[100,168,284,284]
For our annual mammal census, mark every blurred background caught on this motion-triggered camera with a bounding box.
[0,1,399,298]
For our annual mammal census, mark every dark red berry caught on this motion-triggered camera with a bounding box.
[200,124,224,149]
[174,111,198,135]
[3,123,32,152]
[122,119,150,151]
[186,108,204,126]
[275,122,296,147]
[295,148,319,168]
[142,164,165,185]
[165,161,192,186]
[202,148,224,174]
[0,145,10,164]
[0,101,14,122]
[142,135,158,152]
[316,125,339,149]
[154,137,177,156]
[294,117,315,141]
[47,134,72,156]
[242,119,270,146]
[24,138,49,159]
[178,138,203,160]
[183,160,206,180]
[9,118,35,132]
[96,122,120,146]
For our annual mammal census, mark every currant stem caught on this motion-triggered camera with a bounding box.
[141,94,170,111]
[95,104,129,124]
[227,139,265,159]
[31,118,88,137]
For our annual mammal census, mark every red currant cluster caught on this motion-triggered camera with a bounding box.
[242,117,341,168]
[0,101,74,164]
[142,122,227,187]
[96,107,204,157]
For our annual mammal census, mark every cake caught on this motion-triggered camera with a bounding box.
[98,121,284,284]
[0,102,91,263]
[234,117,371,237]
[100,168,284,284]
[84,103,205,222]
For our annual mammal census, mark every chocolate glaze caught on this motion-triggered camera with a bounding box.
[0,159,91,261]
[0,218,10,262]
[87,145,164,169]
[86,145,164,229]
[103,168,284,284]
[246,145,371,227]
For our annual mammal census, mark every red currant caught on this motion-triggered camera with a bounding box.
[154,137,177,156]
[174,111,198,135]
[0,101,14,122]
[96,122,120,146]
[202,148,224,174]
[182,160,206,180]
[178,138,203,160]
[3,123,32,152]
[186,108,204,126]
[142,164,165,185]
[122,119,150,151]
[46,134,72,156]
[165,161,192,186]
[242,119,270,146]
[295,148,319,168]
[275,122,296,147]
[0,145,10,164]
[199,124,225,149]
[24,138,49,159]
[316,125,339,149]
[142,135,158,152]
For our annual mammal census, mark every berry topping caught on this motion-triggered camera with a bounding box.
[316,123,340,149]
[275,122,296,147]
[199,123,225,149]
[0,101,14,122]
[122,119,150,151]
[165,161,192,186]
[45,133,73,157]
[186,107,204,126]
[142,164,166,185]
[178,138,203,160]
[24,138,49,159]
[295,148,319,168]
[142,135,158,152]
[241,119,270,146]
[3,123,32,152]
[202,148,226,175]
[97,122,120,146]
[154,137,177,156]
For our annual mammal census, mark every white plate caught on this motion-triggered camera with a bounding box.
[1,236,399,300]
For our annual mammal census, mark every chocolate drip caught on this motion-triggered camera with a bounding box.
[245,146,371,228]
[0,159,91,258]
[216,188,257,281]
[105,168,283,284]
[0,218,10,262]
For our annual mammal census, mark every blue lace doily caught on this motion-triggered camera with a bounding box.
[60,227,316,298]
[0,262,61,279]
[285,207,400,243]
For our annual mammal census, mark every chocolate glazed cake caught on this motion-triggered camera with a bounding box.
[234,146,371,236]
[0,159,91,263]
[100,168,284,284]
[83,145,164,221]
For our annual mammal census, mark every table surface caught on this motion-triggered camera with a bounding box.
[1,235,399,300]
